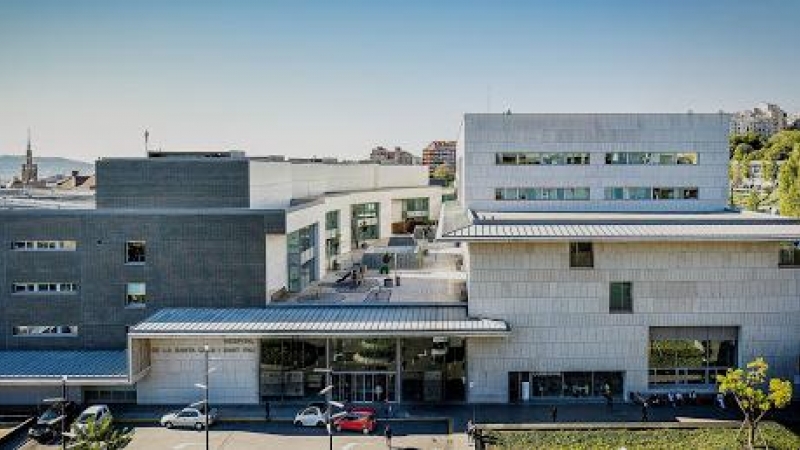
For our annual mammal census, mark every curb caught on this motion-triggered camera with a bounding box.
[0,416,34,446]
[117,416,452,432]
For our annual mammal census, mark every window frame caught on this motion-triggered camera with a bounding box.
[125,282,147,308]
[779,242,800,267]
[125,241,146,264]
[569,242,594,268]
[609,282,633,313]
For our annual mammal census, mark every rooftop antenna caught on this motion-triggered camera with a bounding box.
[144,129,150,153]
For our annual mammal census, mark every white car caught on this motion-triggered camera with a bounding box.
[160,404,218,431]
[293,406,327,427]
[72,405,113,434]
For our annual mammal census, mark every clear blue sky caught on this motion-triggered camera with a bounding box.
[1,0,798,161]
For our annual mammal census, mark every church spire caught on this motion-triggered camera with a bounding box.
[26,128,33,165]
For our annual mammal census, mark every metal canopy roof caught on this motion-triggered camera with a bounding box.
[0,350,128,383]
[130,305,510,337]
[438,209,800,242]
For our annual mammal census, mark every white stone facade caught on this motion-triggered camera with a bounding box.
[460,113,730,212]
[136,338,259,405]
[466,241,800,402]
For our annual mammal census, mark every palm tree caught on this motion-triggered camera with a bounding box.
[70,416,134,450]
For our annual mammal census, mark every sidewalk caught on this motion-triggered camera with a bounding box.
[114,401,751,427]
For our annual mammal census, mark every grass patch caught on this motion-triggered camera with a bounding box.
[486,422,800,450]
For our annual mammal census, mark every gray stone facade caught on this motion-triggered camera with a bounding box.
[466,241,800,402]
[0,210,270,350]
[96,158,250,209]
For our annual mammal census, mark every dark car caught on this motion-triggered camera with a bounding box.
[28,401,80,443]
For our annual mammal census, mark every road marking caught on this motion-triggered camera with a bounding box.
[172,443,200,449]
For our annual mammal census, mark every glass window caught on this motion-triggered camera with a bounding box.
[605,187,624,200]
[126,282,147,307]
[126,241,146,263]
[569,242,594,268]
[11,240,77,251]
[325,210,339,231]
[496,153,518,165]
[681,188,699,200]
[629,187,651,200]
[779,242,800,267]
[676,153,698,164]
[517,153,540,165]
[12,325,78,336]
[332,338,396,372]
[648,336,738,386]
[652,188,675,200]
[609,282,632,313]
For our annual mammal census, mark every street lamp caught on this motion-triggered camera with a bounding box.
[315,369,345,450]
[61,375,67,450]
[193,344,211,450]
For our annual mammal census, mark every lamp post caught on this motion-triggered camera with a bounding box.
[61,375,67,450]
[204,344,209,450]
[315,368,345,450]
[195,345,211,450]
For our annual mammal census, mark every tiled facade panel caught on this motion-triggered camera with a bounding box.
[0,212,267,350]
[96,159,251,208]
[467,241,800,402]
[462,113,730,212]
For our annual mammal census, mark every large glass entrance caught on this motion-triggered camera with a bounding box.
[259,337,467,403]
[331,372,396,403]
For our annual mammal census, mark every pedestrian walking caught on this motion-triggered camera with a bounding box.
[716,392,726,409]
[466,419,476,444]
[641,401,649,422]
[383,424,393,449]
[550,405,558,422]
[264,401,271,422]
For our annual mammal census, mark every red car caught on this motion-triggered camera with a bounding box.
[333,412,376,434]
[348,406,377,416]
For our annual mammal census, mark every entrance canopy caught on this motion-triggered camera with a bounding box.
[0,350,128,385]
[129,304,510,338]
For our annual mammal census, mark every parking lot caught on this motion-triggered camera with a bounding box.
[19,420,460,450]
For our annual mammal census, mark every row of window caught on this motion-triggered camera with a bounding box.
[496,152,591,165]
[12,325,78,336]
[12,282,78,293]
[495,187,698,201]
[7,240,148,264]
[10,282,147,306]
[11,240,77,251]
[495,187,591,201]
[495,152,699,166]
[604,187,699,201]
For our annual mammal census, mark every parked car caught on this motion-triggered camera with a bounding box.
[333,411,376,434]
[293,406,327,427]
[28,400,80,443]
[160,403,218,430]
[72,404,113,434]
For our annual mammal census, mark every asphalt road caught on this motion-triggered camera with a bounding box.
[16,420,460,450]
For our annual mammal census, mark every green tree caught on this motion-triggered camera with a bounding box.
[745,191,761,211]
[716,357,793,450]
[70,416,134,450]
[729,133,765,158]
[777,143,800,217]
[431,164,454,182]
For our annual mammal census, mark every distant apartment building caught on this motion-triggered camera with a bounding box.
[423,140,457,176]
[369,146,420,165]
[441,113,800,403]
[731,159,787,192]
[730,102,789,138]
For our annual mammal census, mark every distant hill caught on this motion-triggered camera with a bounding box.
[0,155,94,181]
